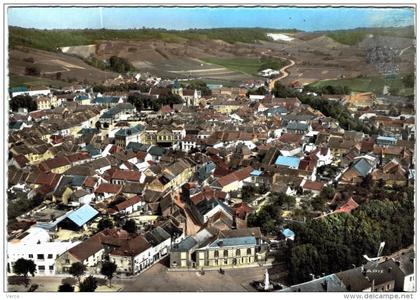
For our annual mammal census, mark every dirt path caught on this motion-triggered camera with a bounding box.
[268,57,296,91]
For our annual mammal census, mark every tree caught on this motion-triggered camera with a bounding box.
[100,261,117,287]
[25,66,41,76]
[402,73,414,88]
[68,262,86,285]
[58,283,74,292]
[95,121,102,131]
[97,218,114,232]
[109,56,134,73]
[311,196,327,211]
[79,276,97,292]
[10,95,37,112]
[122,219,137,234]
[13,258,36,284]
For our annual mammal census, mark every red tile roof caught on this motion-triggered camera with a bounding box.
[95,183,122,194]
[335,197,359,213]
[111,169,141,182]
[83,176,98,188]
[302,180,325,191]
[114,196,142,211]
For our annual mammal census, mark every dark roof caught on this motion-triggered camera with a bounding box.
[145,226,171,246]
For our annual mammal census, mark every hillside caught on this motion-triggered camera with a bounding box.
[8,26,415,88]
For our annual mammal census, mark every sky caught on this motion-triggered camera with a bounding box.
[7,6,415,31]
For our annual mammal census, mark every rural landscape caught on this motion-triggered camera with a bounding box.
[5,6,416,295]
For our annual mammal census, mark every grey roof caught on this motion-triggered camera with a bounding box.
[127,142,150,152]
[115,124,144,137]
[281,274,347,292]
[286,121,309,131]
[208,236,256,248]
[173,236,197,252]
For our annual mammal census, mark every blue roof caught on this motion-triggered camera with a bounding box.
[10,86,28,93]
[377,136,397,142]
[95,96,120,104]
[282,228,295,238]
[275,156,300,169]
[251,170,263,176]
[67,204,98,227]
[353,158,373,177]
[209,236,256,248]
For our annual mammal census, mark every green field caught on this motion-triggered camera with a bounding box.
[308,76,413,96]
[9,74,68,88]
[202,57,286,76]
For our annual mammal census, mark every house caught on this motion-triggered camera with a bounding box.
[258,68,280,77]
[281,274,347,292]
[145,226,172,262]
[336,259,403,292]
[110,169,141,185]
[69,189,94,207]
[114,124,145,148]
[55,228,129,273]
[377,136,398,147]
[171,227,267,270]
[286,122,311,135]
[147,159,195,192]
[301,180,324,195]
[8,227,79,276]
[371,160,408,186]
[340,155,377,184]
[109,235,153,275]
[334,197,359,214]
[95,183,123,201]
[211,166,253,193]
[109,195,145,215]
[57,204,99,231]
[393,249,415,292]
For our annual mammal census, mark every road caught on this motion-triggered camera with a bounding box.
[268,58,296,91]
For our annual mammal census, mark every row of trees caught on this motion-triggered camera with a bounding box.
[285,185,414,284]
[127,92,183,111]
[303,84,351,95]
[92,82,150,93]
[12,258,118,292]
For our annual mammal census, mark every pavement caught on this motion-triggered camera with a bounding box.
[118,260,268,292]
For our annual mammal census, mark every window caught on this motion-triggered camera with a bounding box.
[214,251,219,258]
[47,254,53,259]
[38,265,45,271]
[65,259,70,264]
[236,249,241,256]
[223,250,229,257]
[37,254,44,260]
[247,248,252,255]
[215,259,219,265]
[49,265,54,271]
[28,254,33,259]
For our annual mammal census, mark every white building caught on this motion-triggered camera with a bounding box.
[7,227,79,276]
